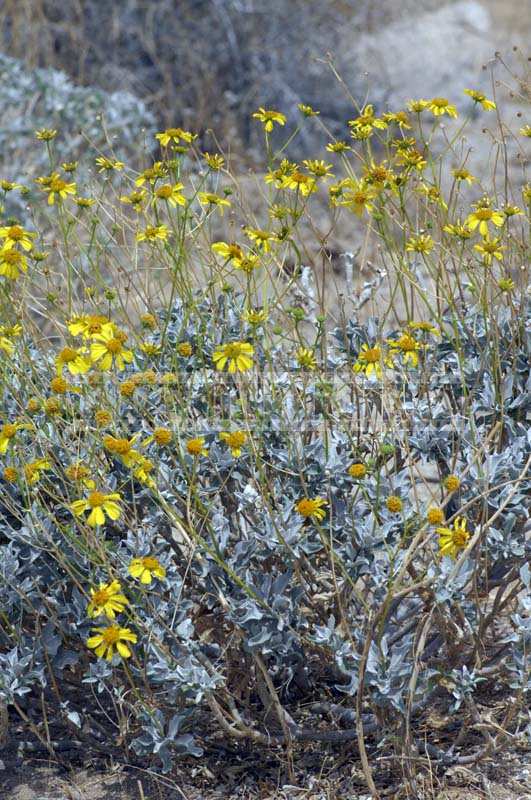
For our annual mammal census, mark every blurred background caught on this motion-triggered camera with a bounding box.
[0,0,528,160]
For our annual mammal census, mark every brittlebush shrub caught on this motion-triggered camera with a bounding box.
[0,82,529,784]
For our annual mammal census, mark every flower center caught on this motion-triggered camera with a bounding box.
[101,626,121,644]
[7,226,24,240]
[91,588,111,605]
[106,338,123,354]
[361,347,381,363]
[88,491,105,508]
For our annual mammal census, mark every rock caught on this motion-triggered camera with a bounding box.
[341,1,493,109]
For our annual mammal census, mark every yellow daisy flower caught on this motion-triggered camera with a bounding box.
[464,89,496,111]
[186,437,208,457]
[136,224,169,243]
[0,246,28,280]
[466,199,504,235]
[55,346,91,376]
[353,344,392,379]
[437,517,470,559]
[252,107,286,132]
[198,192,231,213]
[86,624,137,661]
[219,430,247,457]
[296,496,327,522]
[0,225,36,251]
[154,183,186,207]
[71,490,122,527]
[387,332,423,367]
[87,580,129,619]
[212,341,254,373]
[91,324,134,371]
[129,556,166,584]
[427,97,458,117]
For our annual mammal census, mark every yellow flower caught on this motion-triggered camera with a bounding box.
[427,97,458,117]
[68,314,110,338]
[135,162,167,186]
[65,463,95,489]
[498,277,515,293]
[242,308,268,326]
[103,434,142,467]
[473,235,504,265]
[0,180,23,192]
[407,321,440,336]
[186,437,208,457]
[129,556,166,584]
[38,173,76,204]
[24,459,52,484]
[444,474,460,492]
[406,234,434,254]
[382,110,411,128]
[155,127,196,147]
[120,190,147,210]
[177,342,193,357]
[86,624,137,661]
[70,490,122,527]
[136,224,169,243]
[443,222,473,239]
[95,409,112,427]
[302,160,334,179]
[244,228,277,253]
[139,342,161,357]
[0,225,36,251]
[452,168,476,185]
[154,183,186,207]
[212,241,244,261]
[44,398,61,416]
[296,348,317,370]
[0,422,31,454]
[338,179,377,217]
[91,324,134,371]
[132,456,156,488]
[198,192,231,213]
[219,430,247,457]
[203,152,225,170]
[298,103,319,117]
[296,497,327,522]
[397,148,426,171]
[252,107,286,132]
[386,495,403,513]
[464,89,496,111]
[140,313,157,329]
[0,246,28,280]
[387,332,423,367]
[35,128,57,141]
[62,161,78,173]
[55,346,91,376]
[87,580,129,619]
[348,104,387,132]
[3,466,18,482]
[212,341,254,373]
[233,254,260,274]
[427,506,445,525]
[75,197,96,208]
[280,170,317,196]
[466,199,504,235]
[520,125,531,138]
[437,517,470,559]
[326,141,351,153]
[353,344,391,379]
[407,99,429,113]
[502,205,523,219]
[50,376,80,394]
[95,157,124,172]
[348,463,367,479]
